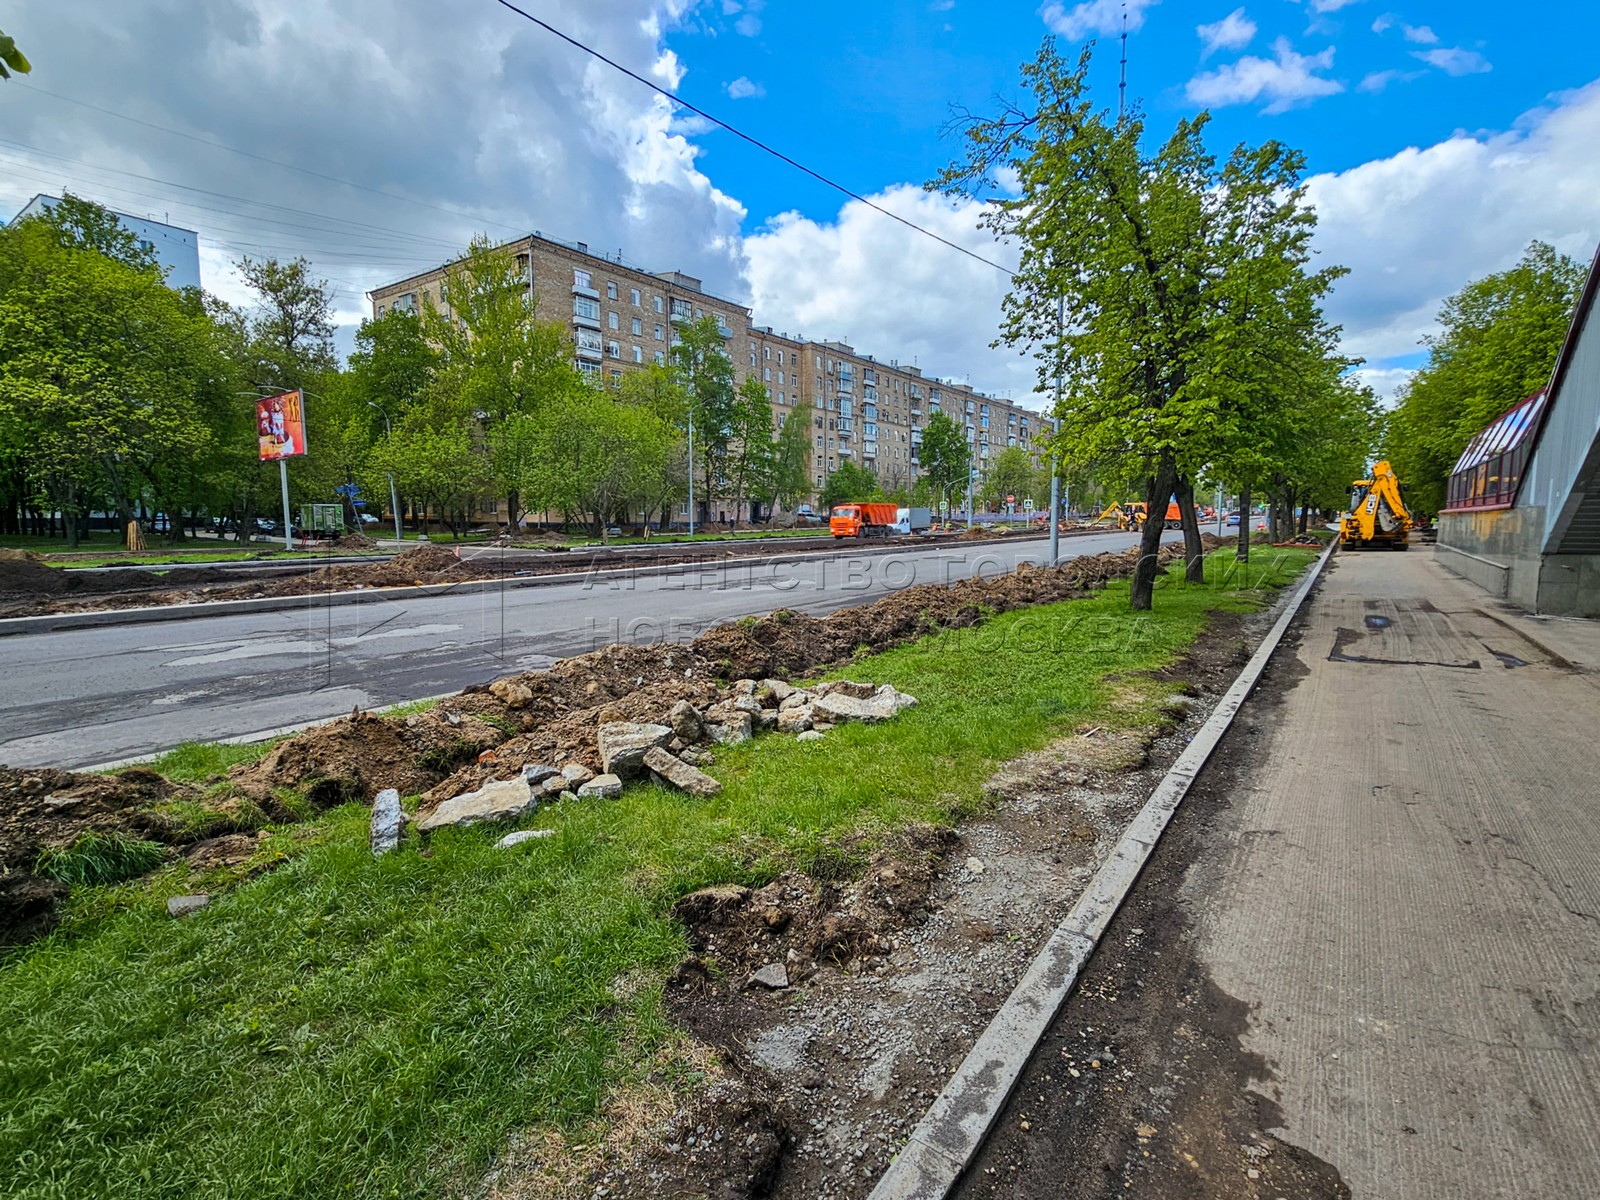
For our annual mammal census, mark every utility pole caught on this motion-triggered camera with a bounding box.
[688,408,696,538]
[368,401,402,544]
[1048,293,1065,566]
[1118,5,1129,122]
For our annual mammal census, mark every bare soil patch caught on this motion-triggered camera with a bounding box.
[484,600,1280,1200]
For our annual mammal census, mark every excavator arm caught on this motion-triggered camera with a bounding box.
[1340,461,1412,550]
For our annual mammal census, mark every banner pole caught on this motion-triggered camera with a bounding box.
[280,458,292,552]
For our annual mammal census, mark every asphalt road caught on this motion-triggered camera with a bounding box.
[0,532,1154,770]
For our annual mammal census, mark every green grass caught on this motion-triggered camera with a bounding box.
[0,547,1315,1200]
[35,831,171,888]
[143,740,281,783]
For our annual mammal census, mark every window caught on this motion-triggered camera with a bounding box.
[632,317,643,336]
[632,345,643,363]
[764,367,772,382]
[671,298,693,321]
[778,392,785,405]
[610,368,623,383]
[654,350,666,365]
[574,268,591,289]
[574,296,600,321]
[778,350,786,365]
[608,311,619,330]
[631,288,641,306]
[376,304,387,317]
[654,324,664,341]
[606,281,618,300]
[654,296,664,313]
[764,346,771,360]
[606,340,620,358]
[778,371,785,386]
[578,360,601,377]
[576,328,603,354]
[751,352,758,367]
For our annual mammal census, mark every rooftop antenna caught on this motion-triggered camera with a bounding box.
[1118,3,1129,122]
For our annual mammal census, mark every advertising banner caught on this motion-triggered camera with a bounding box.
[257,390,307,460]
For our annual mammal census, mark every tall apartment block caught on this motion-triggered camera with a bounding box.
[369,231,1041,504]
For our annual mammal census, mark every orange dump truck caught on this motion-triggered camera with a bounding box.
[830,502,900,538]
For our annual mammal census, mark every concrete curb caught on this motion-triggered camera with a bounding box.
[866,540,1337,1200]
[0,532,1081,637]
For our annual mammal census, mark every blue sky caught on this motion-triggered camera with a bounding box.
[672,0,1590,232]
[3,0,1598,404]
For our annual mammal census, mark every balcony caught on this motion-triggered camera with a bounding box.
[571,314,601,331]
[576,344,602,360]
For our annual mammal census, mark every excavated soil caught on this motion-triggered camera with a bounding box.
[491,601,1277,1200]
[1,542,1204,945]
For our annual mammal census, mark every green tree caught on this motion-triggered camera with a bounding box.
[426,236,584,527]
[936,41,1343,605]
[669,316,737,516]
[368,392,490,538]
[0,29,31,79]
[347,308,439,428]
[530,388,677,539]
[980,445,1037,510]
[235,256,337,389]
[0,206,230,546]
[725,377,776,523]
[917,410,972,516]
[1386,241,1585,513]
[770,401,815,516]
[818,461,884,512]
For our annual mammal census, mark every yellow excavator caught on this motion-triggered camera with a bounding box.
[1340,461,1412,550]
[1089,502,1145,531]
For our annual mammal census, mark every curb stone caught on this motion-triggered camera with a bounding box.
[866,540,1336,1200]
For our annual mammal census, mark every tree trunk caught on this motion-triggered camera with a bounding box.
[1236,483,1252,563]
[1298,491,1311,534]
[1130,452,1177,611]
[1175,475,1204,584]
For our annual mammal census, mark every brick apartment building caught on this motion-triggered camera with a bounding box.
[369,231,1042,517]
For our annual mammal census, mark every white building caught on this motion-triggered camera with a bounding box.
[10,193,201,291]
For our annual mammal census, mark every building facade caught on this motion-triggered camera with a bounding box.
[10,194,202,291]
[369,231,1042,509]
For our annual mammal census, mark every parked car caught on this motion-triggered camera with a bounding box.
[357,513,380,527]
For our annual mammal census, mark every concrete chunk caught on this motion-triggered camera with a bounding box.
[521,763,561,785]
[577,773,623,799]
[776,706,813,734]
[497,829,555,848]
[417,776,536,832]
[748,962,790,990]
[370,787,404,855]
[167,894,210,918]
[598,721,674,777]
[812,690,898,724]
[643,746,722,797]
[667,699,704,743]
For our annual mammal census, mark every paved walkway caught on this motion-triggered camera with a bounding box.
[1196,546,1600,1197]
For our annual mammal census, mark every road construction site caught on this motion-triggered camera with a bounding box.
[2,540,1595,1200]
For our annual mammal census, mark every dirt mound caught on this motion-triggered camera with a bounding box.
[693,545,1188,680]
[0,551,78,597]
[329,533,380,551]
[669,825,957,987]
[0,765,205,944]
[229,707,504,807]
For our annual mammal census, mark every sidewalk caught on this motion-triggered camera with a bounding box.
[1195,546,1600,1197]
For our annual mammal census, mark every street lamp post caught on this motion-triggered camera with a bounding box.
[688,406,695,539]
[367,401,402,544]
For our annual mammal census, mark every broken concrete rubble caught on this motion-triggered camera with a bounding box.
[561,763,595,787]
[667,699,704,743]
[167,894,210,918]
[597,721,674,778]
[776,707,813,734]
[488,678,534,708]
[577,773,623,799]
[417,776,536,833]
[370,787,403,856]
[521,763,561,785]
[643,746,722,798]
[497,829,554,848]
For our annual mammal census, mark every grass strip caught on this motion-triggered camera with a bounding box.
[0,548,1314,1200]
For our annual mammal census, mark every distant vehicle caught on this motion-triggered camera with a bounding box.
[1227,512,1241,527]
[357,513,380,527]
[795,504,815,516]
[254,517,278,534]
[894,506,932,534]
[830,502,900,538]
[150,514,171,533]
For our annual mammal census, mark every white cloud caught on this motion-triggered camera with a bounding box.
[744,187,1037,402]
[930,0,957,10]
[726,76,764,99]
[1306,80,1600,370]
[1402,23,1437,44]
[733,0,764,36]
[0,0,748,345]
[1039,0,1158,39]
[1371,13,1394,33]
[1412,46,1492,75]
[1347,366,1417,405]
[1358,68,1422,92]
[1197,8,1257,57]
[1186,37,1344,113]
[1306,0,1361,11]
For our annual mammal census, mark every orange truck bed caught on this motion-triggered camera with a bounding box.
[830,502,900,537]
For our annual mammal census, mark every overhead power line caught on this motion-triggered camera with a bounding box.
[13,81,530,238]
[486,0,1017,279]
